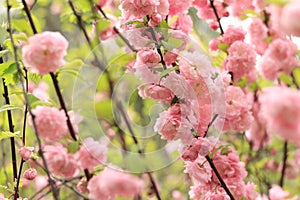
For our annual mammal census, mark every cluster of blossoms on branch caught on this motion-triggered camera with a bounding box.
[1,0,300,199]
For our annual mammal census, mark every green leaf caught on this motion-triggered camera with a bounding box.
[0,131,20,141]
[0,105,22,113]
[236,77,248,88]
[188,7,219,49]
[0,61,15,76]
[217,42,229,52]
[159,66,179,79]
[164,37,184,51]
[95,19,112,33]
[292,67,300,88]
[67,141,79,153]
[240,9,259,20]
[0,49,8,58]
[265,0,290,6]
[279,73,293,86]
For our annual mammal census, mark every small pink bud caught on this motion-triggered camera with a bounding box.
[18,146,34,161]
[23,168,37,180]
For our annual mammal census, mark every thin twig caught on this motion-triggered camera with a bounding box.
[209,0,224,35]
[279,141,288,187]
[205,155,235,200]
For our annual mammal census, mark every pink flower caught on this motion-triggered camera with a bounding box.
[163,51,178,66]
[204,190,230,200]
[87,167,144,199]
[31,106,68,142]
[22,31,68,75]
[28,81,49,101]
[229,0,254,17]
[223,41,257,84]
[260,38,298,80]
[77,178,89,194]
[121,0,159,17]
[172,14,193,34]
[259,87,300,145]
[184,157,212,183]
[222,86,253,132]
[138,83,174,102]
[270,0,300,37]
[269,185,298,200]
[18,146,34,161]
[76,137,107,170]
[23,168,37,180]
[168,0,193,16]
[96,0,111,7]
[44,145,78,178]
[249,18,268,54]
[136,49,161,65]
[0,194,8,200]
[148,13,162,27]
[223,26,246,46]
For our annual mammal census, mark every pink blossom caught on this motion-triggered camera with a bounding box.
[87,167,143,199]
[260,38,298,80]
[28,81,49,101]
[172,190,184,200]
[223,41,257,84]
[157,0,170,17]
[204,189,230,200]
[163,51,178,65]
[270,0,300,37]
[245,182,259,200]
[222,86,253,132]
[121,0,159,17]
[77,178,89,194]
[223,26,246,46]
[184,157,212,183]
[229,0,254,17]
[136,49,161,65]
[96,0,111,7]
[44,145,78,178]
[34,176,48,191]
[259,87,300,145]
[23,168,37,180]
[76,137,107,170]
[269,185,298,200]
[0,194,8,200]
[148,13,162,27]
[172,14,193,34]
[22,31,68,75]
[168,0,193,16]
[31,106,68,142]
[249,18,269,54]
[138,83,174,102]
[18,146,34,161]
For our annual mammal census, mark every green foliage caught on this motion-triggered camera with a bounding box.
[0,104,22,113]
[0,131,20,141]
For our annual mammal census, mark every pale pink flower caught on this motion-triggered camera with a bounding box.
[269,185,299,200]
[259,87,300,145]
[270,0,300,37]
[172,14,193,34]
[31,106,68,142]
[222,86,253,132]
[136,49,161,65]
[121,0,159,17]
[76,137,107,170]
[157,0,170,16]
[163,51,178,66]
[168,0,193,16]
[87,167,144,199]
[18,146,34,161]
[138,83,174,102]
[96,0,111,7]
[34,176,48,191]
[223,26,246,46]
[260,38,298,80]
[223,41,257,84]
[28,81,49,101]
[44,145,77,178]
[23,168,37,180]
[204,190,230,200]
[22,31,68,75]
[249,18,268,55]
[0,194,8,200]
[172,190,184,200]
[229,0,254,17]
[77,178,89,194]
[245,182,259,200]
[184,157,212,183]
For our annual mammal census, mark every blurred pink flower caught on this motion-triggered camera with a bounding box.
[22,31,68,75]
[121,0,159,17]
[87,167,143,199]
[138,83,174,102]
[18,146,34,161]
[76,137,107,170]
[31,106,68,142]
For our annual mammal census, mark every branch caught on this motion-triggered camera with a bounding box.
[209,0,224,35]
[205,155,235,200]
[279,141,288,187]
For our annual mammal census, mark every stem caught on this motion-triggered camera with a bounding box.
[21,0,37,34]
[209,0,224,35]
[49,72,77,141]
[279,141,288,187]
[0,46,18,199]
[205,155,235,200]
[6,2,59,199]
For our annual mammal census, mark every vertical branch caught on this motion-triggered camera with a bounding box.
[0,46,18,199]
[279,141,288,187]
[6,2,59,199]
[209,0,224,35]
[205,155,235,200]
